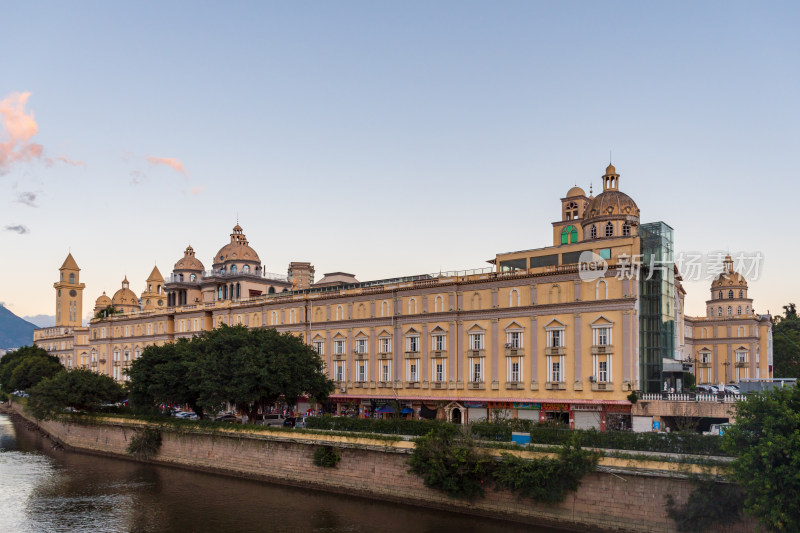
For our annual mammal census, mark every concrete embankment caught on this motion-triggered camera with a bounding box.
[4,402,755,533]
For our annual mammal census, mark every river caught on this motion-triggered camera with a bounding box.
[0,414,563,533]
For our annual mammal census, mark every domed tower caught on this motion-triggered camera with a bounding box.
[141,266,166,311]
[111,277,140,314]
[212,224,261,273]
[552,186,591,246]
[93,292,112,315]
[581,164,640,240]
[165,245,205,307]
[54,253,85,327]
[706,255,753,318]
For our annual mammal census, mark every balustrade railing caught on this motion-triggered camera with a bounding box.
[639,392,741,403]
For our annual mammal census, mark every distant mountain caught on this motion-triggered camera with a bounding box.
[0,306,37,350]
[22,314,55,328]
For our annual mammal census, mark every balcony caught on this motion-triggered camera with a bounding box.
[698,361,712,368]
[405,381,420,389]
[429,350,447,358]
[98,358,106,364]
[112,361,120,367]
[467,381,485,390]
[466,349,485,357]
[735,360,748,368]
[505,347,523,356]
[545,347,565,356]
[505,381,524,390]
[591,381,613,391]
[332,352,346,360]
[404,351,420,359]
[430,381,447,390]
[353,351,368,360]
[377,352,393,360]
[591,345,613,355]
[545,381,567,390]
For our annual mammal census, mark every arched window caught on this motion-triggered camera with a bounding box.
[561,225,578,244]
[268,287,275,294]
[718,291,723,299]
[737,306,742,315]
[408,298,417,315]
[336,305,344,320]
[231,265,237,274]
[739,290,743,298]
[727,306,732,316]
[596,279,608,300]
[243,265,250,273]
[718,307,722,316]
[434,295,443,313]
[622,223,631,236]
[746,306,750,314]
[382,301,390,317]
[590,225,597,239]
[604,222,614,237]
[190,274,196,282]
[708,308,713,317]
[69,273,75,283]
[728,290,734,299]
[471,292,481,309]
[509,289,520,307]
[550,284,561,304]
[565,201,579,220]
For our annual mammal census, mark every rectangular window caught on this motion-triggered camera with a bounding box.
[434,360,445,382]
[551,360,561,382]
[470,358,483,382]
[598,361,608,382]
[358,361,367,382]
[595,327,610,346]
[334,340,345,355]
[470,333,484,350]
[508,359,521,382]
[407,361,418,382]
[507,331,522,349]
[548,329,563,347]
[380,361,391,382]
[379,337,391,353]
[356,338,367,354]
[335,361,345,382]
[313,341,324,355]
[406,336,419,352]
[432,334,446,351]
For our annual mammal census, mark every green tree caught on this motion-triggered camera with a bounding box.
[722,386,800,532]
[127,338,205,417]
[773,303,800,379]
[0,345,63,392]
[28,369,125,419]
[94,305,122,319]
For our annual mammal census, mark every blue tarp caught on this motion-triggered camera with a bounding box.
[401,407,414,414]
[375,405,396,414]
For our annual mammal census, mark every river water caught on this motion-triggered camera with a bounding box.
[0,414,562,533]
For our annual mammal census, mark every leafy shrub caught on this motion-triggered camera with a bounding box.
[471,420,512,442]
[529,426,725,456]
[305,415,457,437]
[408,426,494,500]
[313,446,341,468]
[493,436,599,503]
[127,427,162,460]
[666,479,744,532]
[627,391,639,404]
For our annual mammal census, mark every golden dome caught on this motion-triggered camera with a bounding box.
[95,292,111,307]
[213,225,260,269]
[711,255,748,288]
[566,186,586,198]
[174,245,205,272]
[584,190,640,219]
[606,164,617,175]
[111,277,139,308]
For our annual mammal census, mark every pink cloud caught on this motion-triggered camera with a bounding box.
[147,156,187,177]
[0,92,45,174]
[189,186,205,196]
[56,156,86,168]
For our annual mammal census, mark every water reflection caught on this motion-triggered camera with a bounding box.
[0,414,561,533]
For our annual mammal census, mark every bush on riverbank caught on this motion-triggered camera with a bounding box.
[529,426,725,456]
[305,415,457,437]
[127,427,162,460]
[313,445,341,468]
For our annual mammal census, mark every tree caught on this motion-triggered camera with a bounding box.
[0,345,63,392]
[127,338,205,418]
[94,305,122,319]
[773,303,800,379]
[28,369,125,419]
[722,386,800,531]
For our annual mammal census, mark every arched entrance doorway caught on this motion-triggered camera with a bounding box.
[452,407,462,424]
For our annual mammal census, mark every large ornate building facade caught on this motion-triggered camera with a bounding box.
[34,165,773,429]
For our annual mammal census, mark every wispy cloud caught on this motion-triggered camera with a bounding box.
[5,224,29,234]
[17,191,38,207]
[56,156,86,168]
[189,186,205,196]
[147,156,187,177]
[0,92,44,174]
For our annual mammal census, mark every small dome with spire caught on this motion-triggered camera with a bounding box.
[173,245,205,272]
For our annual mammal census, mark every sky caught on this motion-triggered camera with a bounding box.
[1,1,798,322]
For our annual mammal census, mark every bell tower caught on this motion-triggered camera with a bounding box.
[54,253,85,327]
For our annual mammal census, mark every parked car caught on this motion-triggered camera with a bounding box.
[724,385,741,395]
[174,411,199,420]
[695,385,717,394]
[215,414,241,423]
[256,414,286,426]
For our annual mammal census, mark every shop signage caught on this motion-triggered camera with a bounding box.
[571,404,602,411]
[488,401,511,409]
[464,402,487,408]
[540,403,569,411]
[605,404,632,413]
[513,402,542,410]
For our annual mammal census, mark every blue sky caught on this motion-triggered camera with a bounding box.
[1,1,798,320]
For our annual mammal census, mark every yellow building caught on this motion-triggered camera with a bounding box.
[33,164,773,429]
